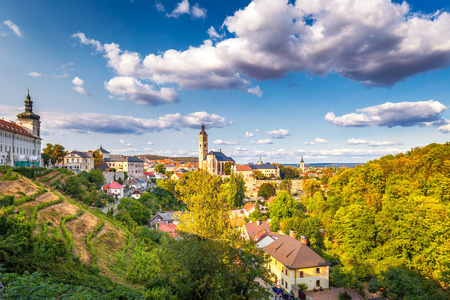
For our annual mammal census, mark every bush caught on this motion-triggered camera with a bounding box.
[338,291,351,300]
[0,195,14,207]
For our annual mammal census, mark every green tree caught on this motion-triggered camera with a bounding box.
[303,179,321,197]
[253,170,266,180]
[87,169,105,189]
[63,175,84,199]
[279,179,292,194]
[269,190,298,220]
[92,150,103,168]
[117,197,151,226]
[154,163,166,174]
[257,182,276,199]
[43,143,67,164]
[225,172,245,209]
[41,153,50,166]
[224,162,233,175]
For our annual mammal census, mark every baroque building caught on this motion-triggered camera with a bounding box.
[0,91,42,167]
[198,124,234,176]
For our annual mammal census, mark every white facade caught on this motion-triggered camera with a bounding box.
[63,151,94,173]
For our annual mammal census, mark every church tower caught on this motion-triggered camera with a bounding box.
[198,124,208,169]
[17,90,41,138]
[300,155,305,173]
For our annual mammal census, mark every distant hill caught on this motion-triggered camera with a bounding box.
[283,163,361,168]
[139,154,197,163]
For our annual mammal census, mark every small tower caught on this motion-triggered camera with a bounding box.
[300,155,305,173]
[198,124,208,169]
[257,157,264,165]
[17,90,41,137]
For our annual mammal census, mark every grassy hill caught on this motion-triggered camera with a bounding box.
[0,168,141,298]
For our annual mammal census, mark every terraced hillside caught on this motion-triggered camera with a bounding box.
[1,170,134,285]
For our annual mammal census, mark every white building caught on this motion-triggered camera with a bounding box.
[63,151,95,173]
[104,155,144,179]
[0,92,42,167]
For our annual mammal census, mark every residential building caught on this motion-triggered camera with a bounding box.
[131,190,142,200]
[104,155,144,179]
[123,177,146,189]
[198,124,235,176]
[263,234,331,292]
[101,181,124,199]
[232,165,254,180]
[253,231,280,248]
[96,145,110,160]
[232,160,280,179]
[144,171,167,180]
[63,151,95,173]
[149,211,181,227]
[0,92,42,167]
[157,222,178,238]
[242,220,270,240]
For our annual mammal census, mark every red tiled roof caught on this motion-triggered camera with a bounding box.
[108,181,123,189]
[0,119,38,138]
[236,165,252,171]
[244,221,270,239]
[253,230,280,242]
[244,203,255,212]
[158,223,178,238]
[263,235,331,269]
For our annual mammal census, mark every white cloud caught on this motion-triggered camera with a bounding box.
[26,72,43,77]
[119,139,132,146]
[245,131,254,138]
[72,76,87,95]
[104,76,178,106]
[191,3,207,19]
[266,129,290,138]
[247,86,263,97]
[167,0,190,18]
[255,129,260,132]
[214,139,238,145]
[305,138,328,145]
[207,26,224,40]
[54,73,69,78]
[155,2,165,12]
[72,77,84,86]
[71,32,103,52]
[38,110,230,134]
[347,138,404,147]
[251,139,273,145]
[325,100,447,128]
[147,141,154,145]
[3,20,22,37]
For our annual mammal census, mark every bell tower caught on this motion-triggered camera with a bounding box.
[17,90,41,138]
[300,155,305,173]
[198,124,208,169]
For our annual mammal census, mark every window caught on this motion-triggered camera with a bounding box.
[281,266,284,272]
[281,279,284,286]
[274,260,277,266]
[316,268,320,274]
[285,281,288,289]
[316,280,320,287]
[285,268,288,276]
[299,271,304,278]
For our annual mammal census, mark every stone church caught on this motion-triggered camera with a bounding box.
[198,124,234,176]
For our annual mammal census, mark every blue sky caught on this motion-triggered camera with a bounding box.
[1,0,450,164]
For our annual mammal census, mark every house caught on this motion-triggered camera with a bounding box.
[253,230,280,248]
[63,151,95,173]
[165,164,177,172]
[263,234,331,292]
[171,172,184,181]
[95,145,110,160]
[243,202,256,216]
[104,155,144,179]
[242,220,270,240]
[157,222,178,238]
[124,177,145,189]
[144,171,167,180]
[101,181,124,199]
[149,212,181,227]
[131,189,142,200]
[232,165,254,180]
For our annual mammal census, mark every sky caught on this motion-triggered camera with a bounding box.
[1,0,450,164]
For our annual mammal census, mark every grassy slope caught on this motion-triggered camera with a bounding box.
[1,171,135,286]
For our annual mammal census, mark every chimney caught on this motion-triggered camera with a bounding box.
[300,235,310,246]
[289,230,296,239]
[257,220,261,226]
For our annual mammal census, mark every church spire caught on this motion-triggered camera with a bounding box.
[301,155,304,163]
[200,123,206,134]
[25,89,33,113]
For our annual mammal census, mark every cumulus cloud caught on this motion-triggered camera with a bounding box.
[325,100,446,128]
[147,141,154,145]
[305,138,328,145]
[266,129,290,138]
[165,0,206,19]
[119,139,131,146]
[38,110,230,134]
[73,0,450,100]
[347,138,404,147]
[3,20,22,37]
[155,2,165,12]
[72,77,88,95]
[214,139,238,145]
[26,72,43,77]
[247,86,263,97]
[251,139,273,145]
[207,26,224,40]
[104,76,178,106]
[245,131,254,138]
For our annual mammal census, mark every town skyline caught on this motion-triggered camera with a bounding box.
[2,0,450,164]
